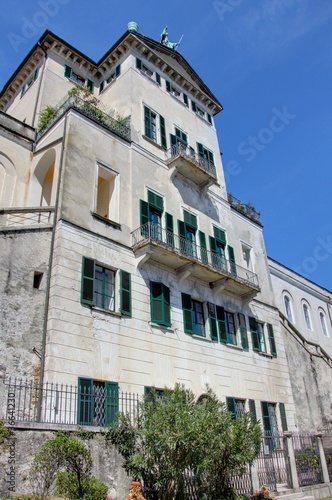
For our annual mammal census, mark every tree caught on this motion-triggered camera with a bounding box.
[107,384,262,500]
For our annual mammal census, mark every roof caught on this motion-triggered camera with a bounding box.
[0,29,223,115]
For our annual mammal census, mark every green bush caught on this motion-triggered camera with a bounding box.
[38,105,56,130]
[56,472,108,500]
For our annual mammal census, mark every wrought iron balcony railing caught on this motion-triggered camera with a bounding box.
[132,222,259,289]
[167,143,217,179]
[36,95,131,142]
[228,193,261,225]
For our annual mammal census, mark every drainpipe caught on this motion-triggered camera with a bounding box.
[32,42,48,129]
[37,113,68,421]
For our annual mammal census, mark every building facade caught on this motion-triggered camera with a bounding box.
[0,25,331,436]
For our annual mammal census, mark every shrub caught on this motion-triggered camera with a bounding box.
[56,471,107,500]
[38,105,56,131]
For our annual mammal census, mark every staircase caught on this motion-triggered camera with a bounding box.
[275,486,315,500]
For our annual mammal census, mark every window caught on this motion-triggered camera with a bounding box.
[99,64,121,93]
[319,309,329,337]
[284,294,294,323]
[136,58,160,85]
[21,67,39,97]
[249,317,270,354]
[144,106,167,149]
[261,402,279,436]
[191,100,211,122]
[182,293,205,336]
[144,386,165,400]
[238,313,249,349]
[64,65,94,92]
[140,190,166,240]
[208,303,244,346]
[81,257,131,316]
[227,397,246,420]
[210,226,226,270]
[197,142,214,166]
[178,210,197,258]
[33,272,43,289]
[150,282,171,327]
[242,244,253,273]
[166,80,181,98]
[225,311,236,345]
[95,165,119,222]
[302,303,312,330]
[78,378,118,426]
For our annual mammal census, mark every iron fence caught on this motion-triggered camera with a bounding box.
[292,433,324,486]
[257,433,291,491]
[167,142,217,178]
[322,435,332,481]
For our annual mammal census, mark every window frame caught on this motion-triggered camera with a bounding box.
[143,105,167,149]
[283,293,294,323]
[94,163,119,223]
[227,397,246,420]
[150,281,171,327]
[77,377,118,426]
[302,302,312,330]
[319,309,329,337]
[20,67,39,97]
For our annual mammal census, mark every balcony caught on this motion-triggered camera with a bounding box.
[166,143,217,187]
[132,222,260,296]
[228,194,262,225]
[0,207,55,230]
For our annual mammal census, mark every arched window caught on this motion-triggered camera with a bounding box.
[302,303,312,330]
[319,310,329,337]
[284,294,294,323]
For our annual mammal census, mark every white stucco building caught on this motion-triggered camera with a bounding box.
[0,24,331,435]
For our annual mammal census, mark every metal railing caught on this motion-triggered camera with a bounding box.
[257,433,291,491]
[292,433,324,486]
[132,222,260,289]
[167,142,217,178]
[36,95,131,142]
[0,207,55,228]
[228,193,261,225]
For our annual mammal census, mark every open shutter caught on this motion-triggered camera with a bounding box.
[140,199,149,231]
[33,68,39,80]
[191,100,197,112]
[120,270,131,317]
[183,93,188,106]
[226,397,236,419]
[99,81,105,93]
[249,317,260,352]
[199,231,208,264]
[279,403,288,431]
[207,113,212,125]
[214,227,226,245]
[182,293,193,334]
[183,210,197,229]
[77,378,93,425]
[249,399,257,424]
[208,302,218,341]
[197,142,204,158]
[238,313,249,349]
[228,246,237,276]
[105,382,119,425]
[216,306,227,343]
[160,115,167,150]
[81,257,95,305]
[178,220,186,254]
[164,285,171,327]
[261,402,271,433]
[166,80,171,92]
[64,65,72,78]
[165,213,174,247]
[136,58,142,70]
[267,323,277,356]
[148,190,164,211]
[115,64,121,77]
[86,79,94,92]
[209,236,217,254]
[155,72,161,85]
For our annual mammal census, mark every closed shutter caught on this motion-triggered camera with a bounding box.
[267,323,277,356]
[136,58,142,70]
[207,302,218,341]
[105,382,119,425]
[182,293,193,334]
[183,210,197,229]
[213,227,226,244]
[191,100,197,112]
[183,93,188,106]
[160,115,167,150]
[64,65,72,78]
[120,270,131,317]
[261,401,271,433]
[77,378,93,425]
[249,399,257,423]
[165,212,174,247]
[151,282,163,324]
[155,72,161,85]
[238,313,249,349]
[115,64,121,77]
[81,257,95,305]
[148,190,164,211]
[99,81,105,93]
[199,231,208,264]
[226,397,236,419]
[207,113,212,125]
[228,246,237,276]
[216,306,227,343]
[279,403,288,431]
[33,68,39,80]
[249,317,260,352]
[166,80,171,92]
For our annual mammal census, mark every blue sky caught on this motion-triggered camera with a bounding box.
[1,0,332,290]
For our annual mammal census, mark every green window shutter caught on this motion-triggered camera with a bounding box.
[150,282,170,326]
[166,80,171,92]
[120,270,131,317]
[191,100,197,112]
[136,58,142,70]
[64,65,72,78]
[105,382,119,425]
[207,113,212,125]
[249,317,260,352]
[115,64,121,77]
[99,81,105,93]
[267,323,277,357]
[261,401,271,433]
[208,150,215,165]
[182,293,193,334]
[209,236,217,254]
[148,190,164,211]
[183,93,188,106]
[155,72,161,85]
[77,378,93,425]
[86,79,94,92]
[199,231,208,264]
[249,399,257,424]
[238,313,249,349]
[279,403,288,431]
[213,227,226,244]
[178,219,186,253]
[165,212,174,247]
[226,397,236,419]
[228,246,237,276]
[20,85,26,97]
[160,115,167,150]
[208,302,218,341]
[197,142,204,158]
[81,257,95,305]
[183,210,197,229]
[216,306,227,343]
[33,68,39,80]
[140,199,149,227]
[164,285,171,327]
[170,133,177,149]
